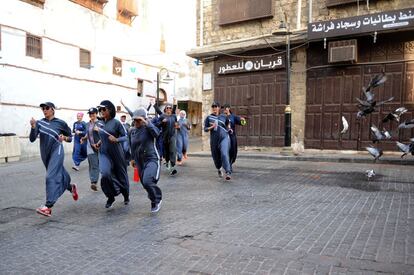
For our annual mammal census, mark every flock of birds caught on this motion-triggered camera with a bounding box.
[339,73,414,180]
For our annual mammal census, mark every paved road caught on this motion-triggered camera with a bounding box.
[0,156,413,274]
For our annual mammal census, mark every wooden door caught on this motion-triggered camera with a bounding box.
[215,70,286,147]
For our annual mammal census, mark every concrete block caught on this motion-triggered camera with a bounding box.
[5,136,21,158]
[0,137,5,158]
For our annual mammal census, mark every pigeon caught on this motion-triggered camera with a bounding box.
[356,73,392,119]
[340,116,349,135]
[370,125,392,143]
[398,119,414,129]
[365,72,387,92]
[382,107,408,123]
[396,141,414,158]
[356,96,394,118]
[366,146,383,162]
[365,169,376,180]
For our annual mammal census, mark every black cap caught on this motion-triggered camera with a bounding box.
[87,107,98,114]
[39,102,56,109]
[211,101,220,107]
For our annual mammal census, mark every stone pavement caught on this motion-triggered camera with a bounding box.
[0,155,414,274]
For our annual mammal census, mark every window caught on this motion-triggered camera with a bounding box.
[117,0,138,25]
[19,0,45,9]
[26,34,42,59]
[80,49,91,69]
[218,0,273,25]
[113,57,122,76]
[69,0,108,14]
[137,79,144,97]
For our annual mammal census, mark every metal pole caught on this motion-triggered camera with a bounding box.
[156,72,160,105]
[284,29,291,147]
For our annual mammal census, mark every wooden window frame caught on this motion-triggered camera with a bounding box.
[113,57,122,76]
[117,0,138,25]
[19,0,45,9]
[326,0,376,7]
[79,48,91,69]
[26,33,42,59]
[218,0,274,26]
[69,0,108,14]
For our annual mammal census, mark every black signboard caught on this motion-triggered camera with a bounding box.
[216,55,285,75]
[308,7,414,40]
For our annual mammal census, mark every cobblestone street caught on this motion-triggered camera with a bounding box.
[1,156,414,274]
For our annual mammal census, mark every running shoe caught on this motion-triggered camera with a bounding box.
[90,183,98,191]
[151,200,162,213]
[170,168,177,176]
[71,183,79,201]
[36,206,52,217]
[105,197,115,208]
[225,173,231,181]
[217,169,223,178]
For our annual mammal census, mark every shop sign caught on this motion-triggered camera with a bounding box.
[308,7,414,40]
[217,55,285,75]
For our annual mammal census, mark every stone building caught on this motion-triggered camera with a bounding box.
[187,0,414,152]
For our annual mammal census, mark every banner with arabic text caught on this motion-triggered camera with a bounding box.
[308,7,414,40]
[216,55,285,75]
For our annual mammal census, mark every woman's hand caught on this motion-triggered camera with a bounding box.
[108,135,118,143]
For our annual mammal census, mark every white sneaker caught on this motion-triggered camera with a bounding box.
[151,200,162,213]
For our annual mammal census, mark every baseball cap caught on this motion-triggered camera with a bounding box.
[87,107,98,114]
[39,102,56,109]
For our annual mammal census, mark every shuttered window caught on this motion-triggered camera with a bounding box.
[326,0,376,7]
[218,0,273,25]
[26,34,42,59]
[80,49,91,69]
[113,57,122,76]
[69,0,108,13]
[137,79,144,97]
[117,0,138,25]
[19,0,45,8]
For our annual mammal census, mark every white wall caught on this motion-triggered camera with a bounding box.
[0,0,198,158]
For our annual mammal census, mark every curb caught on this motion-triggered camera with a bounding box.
[188,152,414,166]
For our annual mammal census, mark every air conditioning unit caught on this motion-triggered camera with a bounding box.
[328,39,358,63]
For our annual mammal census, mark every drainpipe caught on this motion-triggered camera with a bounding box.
[199,0,204,47]
[296,0,302,29]
[308,0,313,23]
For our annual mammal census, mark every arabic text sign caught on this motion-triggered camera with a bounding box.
[308,7,414,40]
[217,56,285,75]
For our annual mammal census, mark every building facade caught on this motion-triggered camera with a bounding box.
[0,0,200,158]
[188,0,414,151]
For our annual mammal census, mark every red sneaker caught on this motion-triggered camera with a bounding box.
[71,183,79,201]
[36,206,52,217]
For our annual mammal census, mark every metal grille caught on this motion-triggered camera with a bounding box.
[219,0,273,25]
[26,34,42,59]
[113,57,122,76]
[80,49,91,69]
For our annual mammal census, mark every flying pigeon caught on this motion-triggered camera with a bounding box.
[356,96,394,118]
[365,169,376,180]
[396,141,414,158]
[382,107,408,123]
[398,119,414,129]
[366,146,383,162]
[356,73,392,119]
[370,125,392,143]
[340,116,349,135]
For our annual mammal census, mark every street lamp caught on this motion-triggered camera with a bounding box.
[272,20,292,147]
[156,67,173,105]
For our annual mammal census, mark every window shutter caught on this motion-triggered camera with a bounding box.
[26,34,42,59]
[80,49,91,69]
[219,0,273,25]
